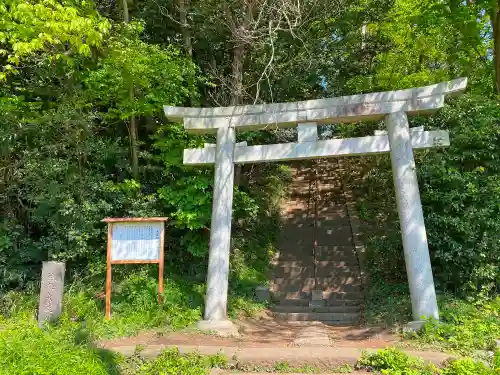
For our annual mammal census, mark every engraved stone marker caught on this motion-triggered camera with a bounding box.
[37,261,65,328]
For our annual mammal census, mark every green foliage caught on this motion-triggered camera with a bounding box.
[0,0,110,78]
[0,0,499,364]
[417,95,500,298]
[364,281,412,326]
[357,94,500,298]
[0,310,229,375]
[357,349,499,375]
[1,271,203,339]
[365,282,500,353]
[408,297,500,353]
[0,316,121,375]
[441,358,496,375]
[271,361,352,373]
[85,22,198,119]
[357,348,439,375]
[135,348,226,375]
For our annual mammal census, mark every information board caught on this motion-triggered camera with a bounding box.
[103,217,168,319]
[111,222,162,261]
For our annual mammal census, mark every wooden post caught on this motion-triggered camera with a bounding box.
[105,223,113,320]
[158,222,165,303]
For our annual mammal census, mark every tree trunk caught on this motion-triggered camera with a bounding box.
[122,0,129,22]
[231,43,245,105]
[491,1,500,95]
[122,0,139,178]
[130,88,139,179]
[179,0,192,58]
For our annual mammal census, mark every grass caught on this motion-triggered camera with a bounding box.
[0,318,228,375]
[1,267,268,341]
[357,348,499,375]
[1,277,202,340]
[408,297,500,354]
[239,362,353,373]
[365,281,500,354]
[0,314,123,375]
[121,348,227,375]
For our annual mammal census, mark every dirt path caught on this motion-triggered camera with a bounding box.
[100,317,399,350]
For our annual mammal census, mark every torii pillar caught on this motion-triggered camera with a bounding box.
[165,78,467,334]
[197,125,237,334]
[386,111,439,322]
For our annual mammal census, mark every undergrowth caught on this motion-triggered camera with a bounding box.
[124,348,227,375]
[0,317,227,375]
[357,348,499,375]
[409,297,500,353]
[365,282,500,353]
[0,268,267,340]
[0,315,122,375]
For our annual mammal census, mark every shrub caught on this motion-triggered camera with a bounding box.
[357,349,499,375]
[364,281,412,325]
[356,348,439,375]
[136,348,227,375]
[410,297,500,353]
[441,358,495,375]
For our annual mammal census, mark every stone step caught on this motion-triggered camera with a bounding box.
[277,241,354,249]
[280,221,353,230]
[277,231,354,241]
[271,305,361,313]
[276,247,357,260]
[288,189,344,198]
[272,265,361,278]
[276,254,358,263]
[270,278,362,292]
[275,297,362,307]
[273,260,359,267]
[283,203,348,213]
[273,311,360,323]
[271,290,364,301]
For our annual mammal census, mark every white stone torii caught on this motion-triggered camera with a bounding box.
[164,78,467,334]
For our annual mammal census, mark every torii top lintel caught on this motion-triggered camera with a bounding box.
[164,78,467,134]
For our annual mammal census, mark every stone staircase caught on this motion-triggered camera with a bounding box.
[269,159,363,324]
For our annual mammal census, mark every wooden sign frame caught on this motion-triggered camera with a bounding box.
[103,217,168,320]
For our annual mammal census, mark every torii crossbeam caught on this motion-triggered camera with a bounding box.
[164,78,467,334]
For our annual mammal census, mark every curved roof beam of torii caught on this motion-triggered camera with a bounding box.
[164,78,467,134]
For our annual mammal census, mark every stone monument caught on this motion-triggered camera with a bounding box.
[38,261,65,327]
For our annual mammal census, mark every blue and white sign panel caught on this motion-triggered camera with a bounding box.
[110,222,162,261]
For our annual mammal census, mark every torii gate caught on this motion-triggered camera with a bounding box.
[164,78,467,334]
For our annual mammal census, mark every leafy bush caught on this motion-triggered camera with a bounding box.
[441,358,495,375]
[357,349,500,375]
[364,281,412,325]
[356,348,439,375]
[365,282,500,353]
[410,297,500,353]
[135,348,227,375]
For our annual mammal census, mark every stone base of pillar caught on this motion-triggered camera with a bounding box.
[196,320,240,337]
[404,320,426,332]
